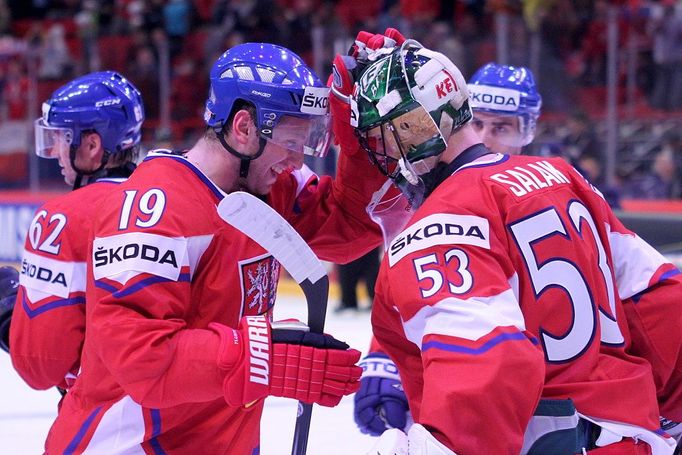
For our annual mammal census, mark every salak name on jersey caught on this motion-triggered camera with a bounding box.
[388,213,490,266]
[490,160,570,197]
[93,232,188,281]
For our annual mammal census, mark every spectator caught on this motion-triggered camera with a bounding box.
[622,146,680,200]
[127,45,159,119]
[648,0,682,111]
[335,247,381,313]
[38,23,73,80]
[561,110,602,163]
[171,56,199,120]
[0,0,10,35]
[163,0,193,59]
[2,58,29,120]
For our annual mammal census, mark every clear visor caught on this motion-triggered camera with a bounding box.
[470,113,527,151]
[359,106,441,178]
[263,114,331,158]
[34,118,74,158]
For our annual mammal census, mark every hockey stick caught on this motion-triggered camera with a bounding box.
[217,191,329,455]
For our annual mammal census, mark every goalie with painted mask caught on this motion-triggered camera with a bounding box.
[353,41,681,455]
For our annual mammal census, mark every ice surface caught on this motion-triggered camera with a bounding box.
[0,292,379,454]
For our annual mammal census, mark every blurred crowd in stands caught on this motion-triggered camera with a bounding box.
[0,0,680,200]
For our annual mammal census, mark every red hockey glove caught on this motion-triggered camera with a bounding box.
[329,28,407,156]
[212,316,362,407]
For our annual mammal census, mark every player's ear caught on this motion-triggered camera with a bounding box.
[230,109,256,145]
[82,132,104,163]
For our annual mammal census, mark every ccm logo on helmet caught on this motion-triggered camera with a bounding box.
[95,98,122,107]
[388,213,490,266]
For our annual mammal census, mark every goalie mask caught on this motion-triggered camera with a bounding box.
[352,40,472,205]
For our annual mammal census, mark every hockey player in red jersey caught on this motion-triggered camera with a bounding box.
[8,72,144,392]
[354,61,544,440]
[351,40,681,454]
[41,42,385,454]
[467,62,541,156]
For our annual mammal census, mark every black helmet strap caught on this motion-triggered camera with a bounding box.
[215,126,267,180]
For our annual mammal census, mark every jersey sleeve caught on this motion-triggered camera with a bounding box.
[605,209,682,421]
[270,150,384,264]
[376,209,545,453]
[10,204,86,390]
[87,196,226,408]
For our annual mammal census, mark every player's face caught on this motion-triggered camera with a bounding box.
[471,112,524,155]
[55,135,103,186]
[246,119,306,195]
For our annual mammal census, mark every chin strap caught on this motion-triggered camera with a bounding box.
[69,144,108,190]
[215,127,267,186]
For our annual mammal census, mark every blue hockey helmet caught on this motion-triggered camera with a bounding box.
[467,63,541,146]
[204,43,331,157]
[35,71,144,158]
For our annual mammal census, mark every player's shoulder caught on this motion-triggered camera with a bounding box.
[34,180,122,220]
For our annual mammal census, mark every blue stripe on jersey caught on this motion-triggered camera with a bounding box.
[21,293,85,319]
[111,273,191,298]
[64,406,103,455]
[631,268,680,304]
[144,153,225,200]
[661,268,681,281]
[95,273,190,299]
[94,280,119,294]
[422,331,537,356]
[149,408,167,455]
[252,446,260,455]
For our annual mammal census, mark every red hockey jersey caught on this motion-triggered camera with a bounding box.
[372,153,680,454]
[44,150,382,454]
[10,178,127,390]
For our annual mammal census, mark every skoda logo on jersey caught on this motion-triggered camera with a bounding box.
[19,251,76,299]
[21,261,67,288]
[93,232,186,282]
[467,84,520,112]
[94,243,178,268]
[388,213,490,266]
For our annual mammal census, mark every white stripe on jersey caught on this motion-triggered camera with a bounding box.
[607,224,670,299]
[186,234,215,279]
[83,395,146,454]
[20,250,86,299]
[291,164,317,197]
[401,288,526,349]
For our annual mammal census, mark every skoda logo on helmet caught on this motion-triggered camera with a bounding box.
[468,85,520,112]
